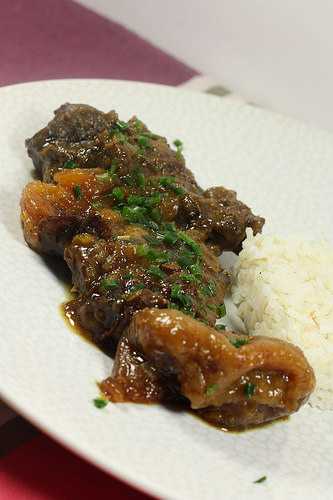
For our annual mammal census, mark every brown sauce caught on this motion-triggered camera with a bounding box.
[191,410,289,433]
[61,300,95,347]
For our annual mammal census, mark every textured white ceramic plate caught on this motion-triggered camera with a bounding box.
[0,80,332,500]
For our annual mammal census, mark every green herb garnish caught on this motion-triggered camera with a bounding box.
[201,281,216,297]
[170,284,193,312]
[112,186,125,202]
[147,266,166,280]
[73,185,82,200]
[159,176,176,188]
[134,118,144,131]
[96,162,118,182]
[206,383,219,396]
[216,303,226,318]
[173,138,183,158]
[114,130,127,143]
[122,205,148,224]
[207,304,216,311]
[159,176,185,196]
[137,245,169,263]
[244,382,256,398]
[144,234,161,246]
[216,324,226,331]
[123,272,133,280]
[100,278,119,291]
[144,193,162,207]
[178,232,202,256]
[141,131,159,140]
[63,160,77,169]
[253,476,267,484]
[231,338,249,348]
[189,262,202,279]
[177,250,196,269]
[163,229,179,245]
[179,273,197,283]
[127,194,146,206]
[115,120,129,131]
[128,283,145,293]
[138,135,150,149]
[126,167,145,188]
[93,398,108,409]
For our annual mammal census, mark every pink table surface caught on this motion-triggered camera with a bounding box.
[1,434,151,500]
[0,0,197,498]
[0,0,197,87]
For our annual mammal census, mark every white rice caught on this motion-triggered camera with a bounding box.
[231,229,333,410]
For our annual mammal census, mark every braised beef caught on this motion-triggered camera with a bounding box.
[20,104,315,429]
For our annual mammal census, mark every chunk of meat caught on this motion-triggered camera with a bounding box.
[108,308,315,428]
[26,104,119,181]
[26,103,199,193]
[25,103,263,252]
[63,229,227,345]
[177,187,264,251]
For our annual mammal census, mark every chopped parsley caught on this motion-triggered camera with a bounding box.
[178,232,202,256]
[173,138,183,158]
[207,304,216,311]
[189,262,202,279]
[159,176,185,196]
[96,162,118,182]
[127,193,162,208]
[136,245,169,263]
[216,303,226,318]
[145,193,162,207]
[100,278,119,291]
[230,338,249,348]
[63,160,77,169]
[206,383,219,396]
[113,130,127,143]
[123,272,133,280]
[170,284,193,312]
[144,234,161,246]
[73,185,82,200]
[138,135,151,149]
[93,398,108,409]
[244,382,256,398]
[177,249,196,269]
[253,476,267,484]
[147,265,166,280]
[126,167,145,188]
[180,273,197,283]
[159,176,176,188]
[141,131,159,140]
[163,228,179,246]
[128,283,145,294]
[122,205,148,224]
[201,281,216,297]
[115,120,129,131]
[112,187,125,202]
[134,118,144,131]
[127,194,146,206]
[216,324,226,331]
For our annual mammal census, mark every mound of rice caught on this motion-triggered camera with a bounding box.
[231,230,333,410]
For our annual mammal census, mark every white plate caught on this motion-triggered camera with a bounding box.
[0,80,332,500]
